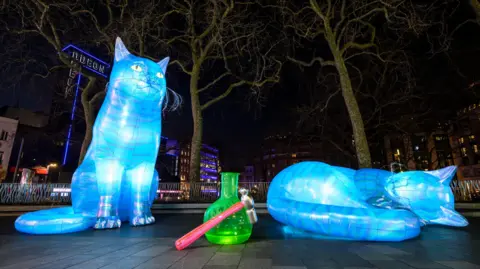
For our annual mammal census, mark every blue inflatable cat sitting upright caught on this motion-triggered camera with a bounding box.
[15,37,180,234]
[267,161,468,242]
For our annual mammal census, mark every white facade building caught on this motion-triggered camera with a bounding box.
[0,116,18,181]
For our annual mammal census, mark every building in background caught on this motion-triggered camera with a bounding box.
[383,130,455,172]
[381,102,480,180]
[240,165,255,182]
[2,107,49,128]
[155,136,180,182]
[450,103,480,180]
[0,116,19,181]
[179,142,221,182]
[253,133,346,182]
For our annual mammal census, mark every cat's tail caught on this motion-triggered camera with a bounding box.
[268,198,421,242]
[15,207,96,235]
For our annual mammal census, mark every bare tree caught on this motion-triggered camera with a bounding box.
[2,0,283,180]
[293,29,450,169]
[265,0,451,168]
[163,0,283,182]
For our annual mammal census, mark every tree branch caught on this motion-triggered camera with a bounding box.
[170,60,192,75]
[287,55,335,67]
[198,72,230,93]
[201,80,245,111]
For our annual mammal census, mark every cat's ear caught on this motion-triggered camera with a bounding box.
[437,206,469,227]
[425,166,457,185]
[115,37,131,62]
[157,57,170,74]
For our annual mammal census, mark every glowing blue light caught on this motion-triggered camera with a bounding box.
[201,152,218,159]
[202,144,219,152]
[202,161,217,166]
[267,161,468,242]
[63,73,82,165]
[201,175,218,180]
[15,37,180,234]
[201,189,218,193]
[201,167,218,173]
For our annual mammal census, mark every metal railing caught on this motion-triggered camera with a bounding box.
[0,183,72,205]
[451,180,480,202]
[0,180,479,205]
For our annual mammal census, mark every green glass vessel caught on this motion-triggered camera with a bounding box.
[204,172,253,245]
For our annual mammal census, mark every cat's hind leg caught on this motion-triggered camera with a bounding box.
[126,163,155,226]
[94,159,125,229]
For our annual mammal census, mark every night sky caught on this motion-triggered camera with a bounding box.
[0,51,297,170]
[161,64,299,170]
[2,1,480,170]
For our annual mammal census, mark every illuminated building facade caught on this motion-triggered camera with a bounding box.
[179,142,221,182]
[382,103,480,180]
[451,104,480,180]
[384,131,455,172]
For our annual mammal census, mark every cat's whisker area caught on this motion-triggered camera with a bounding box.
[164,86,183,112]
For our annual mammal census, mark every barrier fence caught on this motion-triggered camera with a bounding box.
[0,180,479,205]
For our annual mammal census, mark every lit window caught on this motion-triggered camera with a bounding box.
[394,149,401,162]
[469,135,476,141]
[272,164,276,168]
[459,137,465,144]
[461,147,467,157]
[292,154,297,158]
[474,145,479,153]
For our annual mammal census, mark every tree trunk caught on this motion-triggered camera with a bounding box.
[334,57,372,168]
[78,126,92,165]
[470,0,480,22]
[189,69,203,182]
[78,77,96,165]
[325,31,372,168]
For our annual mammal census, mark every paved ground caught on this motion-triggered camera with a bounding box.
[0,214,479,269]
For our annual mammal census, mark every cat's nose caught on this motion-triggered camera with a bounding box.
[146,75,155,85]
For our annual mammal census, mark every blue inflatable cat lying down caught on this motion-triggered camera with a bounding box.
[267,161,468,242]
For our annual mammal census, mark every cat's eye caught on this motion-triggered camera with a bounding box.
[156,72,164,79]
[131,65,142,72]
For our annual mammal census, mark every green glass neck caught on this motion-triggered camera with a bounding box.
[220,172,239,199]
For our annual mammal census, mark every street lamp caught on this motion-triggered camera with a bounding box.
[47,163,58,169]
[46,163,58,183]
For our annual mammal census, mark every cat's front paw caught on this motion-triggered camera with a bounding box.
[130,213,155,226]
[94,216,122,229]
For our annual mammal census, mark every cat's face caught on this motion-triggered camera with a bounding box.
[384,167,468,227]
[109,37,169,101]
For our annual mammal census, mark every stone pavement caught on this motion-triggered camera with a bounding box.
[0,214,479,269]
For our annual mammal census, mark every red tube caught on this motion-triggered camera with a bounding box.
[175,201,245,250]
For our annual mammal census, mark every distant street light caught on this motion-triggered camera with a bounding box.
[47,163,58,169]
[46,163,58,183]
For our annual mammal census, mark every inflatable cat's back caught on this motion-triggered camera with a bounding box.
[267,161,467,242]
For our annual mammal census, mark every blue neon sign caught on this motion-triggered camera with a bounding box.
[61,44,110,166]
[62,44,111,78]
